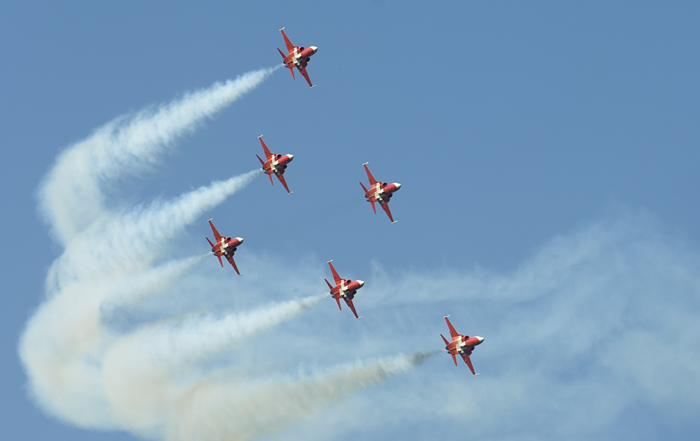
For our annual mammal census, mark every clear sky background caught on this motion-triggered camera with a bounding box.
[2,1,700,440]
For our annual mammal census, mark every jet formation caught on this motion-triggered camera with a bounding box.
[204,28,484,375]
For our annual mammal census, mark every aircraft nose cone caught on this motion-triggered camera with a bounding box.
[395,183,402,189]
[236,237,244,244]
[311,46,318,53]
[288,154,294,161]
[357,280,365,287]
[476,336,484,343]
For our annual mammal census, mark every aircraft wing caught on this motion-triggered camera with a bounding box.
[363,163,378,186]
[378,200,395,223]
[345,298,360,319]
[208,219,222,242]
[258,136,273,160]
[298,67,314,88]
[227,255,241,275]
[276,173,291,194]
[461,354,477,375]
[444,316,460,339]
[280,28,295,53]
[327,260,342,285]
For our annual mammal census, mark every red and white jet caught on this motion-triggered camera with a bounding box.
[256,135,294,194]
[440,315,484,375]
[324,260,365,319]
[360,162,402,223]
[277,27,318,88]
[206,219,244,275]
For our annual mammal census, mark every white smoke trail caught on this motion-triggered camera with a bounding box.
[19,254,209,430]
[114,294,327,368]
[20,67,280,431]
[39,66,279,245]
[46,169,261,293]
[99,295,327,437]
[101,254,209,316]
[166,352,438,441]
[21,63,432,441]
[20,166,263,430]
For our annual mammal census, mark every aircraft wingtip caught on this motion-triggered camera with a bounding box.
[444,314,450,318]
[391,220,398,224]
[474,373,480,376]
[311,85,316,88]
[363,162,369,166]
[279,27,285,31]
[208,218,213,221]
[288,191,293,195]
[258,134,263,138]
[327,259,333,263]
[357,317,362,320]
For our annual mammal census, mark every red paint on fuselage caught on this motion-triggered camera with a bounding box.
[257,136,294,194]
[441,316,484,375]
[278,28,318,87]
[325,261,365,319]
[206,219,244,275]
[360,163,402,223]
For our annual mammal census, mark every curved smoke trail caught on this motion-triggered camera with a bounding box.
[20,67,278,430]
[20,65,428,441]
[167,352,439,441]
[39,67,280,245]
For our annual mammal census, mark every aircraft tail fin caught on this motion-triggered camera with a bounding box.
[216,254,223,267]
[206,237,215,248]
[440,333,450,345]
[450,353,458,367]
[370,201,376,214]
[325,278,334,290]
[256,154,265,166]
[360,181,369,193]
[335,296,342,310]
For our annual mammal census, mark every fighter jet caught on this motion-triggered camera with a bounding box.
[324,260,364,319]
[256,135,294,194]
[441,315,484,375]
[206,219,244,275]
[277,27,318,88]
[360,162,402,223]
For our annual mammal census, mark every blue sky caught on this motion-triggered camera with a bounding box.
[2,1,700,440]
